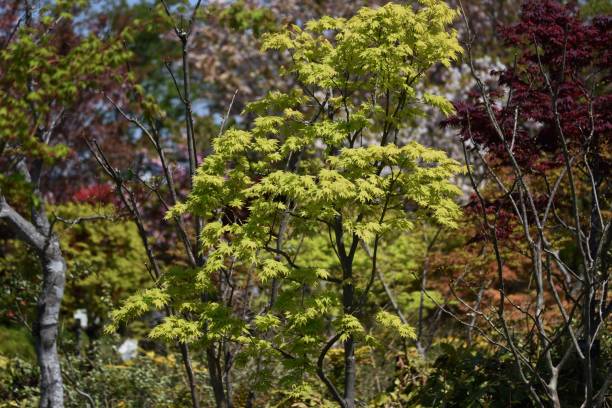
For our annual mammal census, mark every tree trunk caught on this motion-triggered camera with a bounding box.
[0,197,67,408]
[36,237,66,408]
[342,267,356,407]
[207,345,229,408]
[180,343,201,408]
[343,335,356,408]
[583,154,603,407]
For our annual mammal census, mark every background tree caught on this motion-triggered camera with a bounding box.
[0,1,131,406]
[444,1,611,406]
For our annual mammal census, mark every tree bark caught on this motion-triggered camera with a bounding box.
[337,217,356,408]
[0,197,66,407]
[343,334,356,408]
[36,237,66,408]
[342,277,356,408]
[180,343,201,408]
[206,345,229,408]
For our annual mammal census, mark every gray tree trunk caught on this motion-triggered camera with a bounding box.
[0,197,66,407]
[36,237,66,408]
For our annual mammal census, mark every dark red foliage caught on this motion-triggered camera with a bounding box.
[442,0,611,250]
[464,195,518,242]
[445,0,611,174]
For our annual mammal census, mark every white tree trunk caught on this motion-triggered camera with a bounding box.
[36,240,66,408]
[0,197,66,407]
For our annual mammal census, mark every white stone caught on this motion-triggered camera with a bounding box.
[73,309,88,329]
[117,338,138,361]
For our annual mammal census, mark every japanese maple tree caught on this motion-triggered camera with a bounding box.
[109,2,463,406]
[445,1,611,406]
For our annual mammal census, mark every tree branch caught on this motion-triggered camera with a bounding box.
[0,195,45,251]
[316,333,346,408]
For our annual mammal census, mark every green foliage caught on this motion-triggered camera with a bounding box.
[406,343,532,407]
[110,0,462,401]
[267,383,337,408]
[376,310,416,339]
[106,288,170,333]
[0,239,40,329]
[219,0,277,37]
[338,314,365,342]
[0,326,35,362]
[581,0,612,16]
[52,204,149,328]
[261,1,461,90]
[0,344,208,407]
[0,0,132,164]
[0,354,39,407]
[149,316,201,343]
[1,203,149,344]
